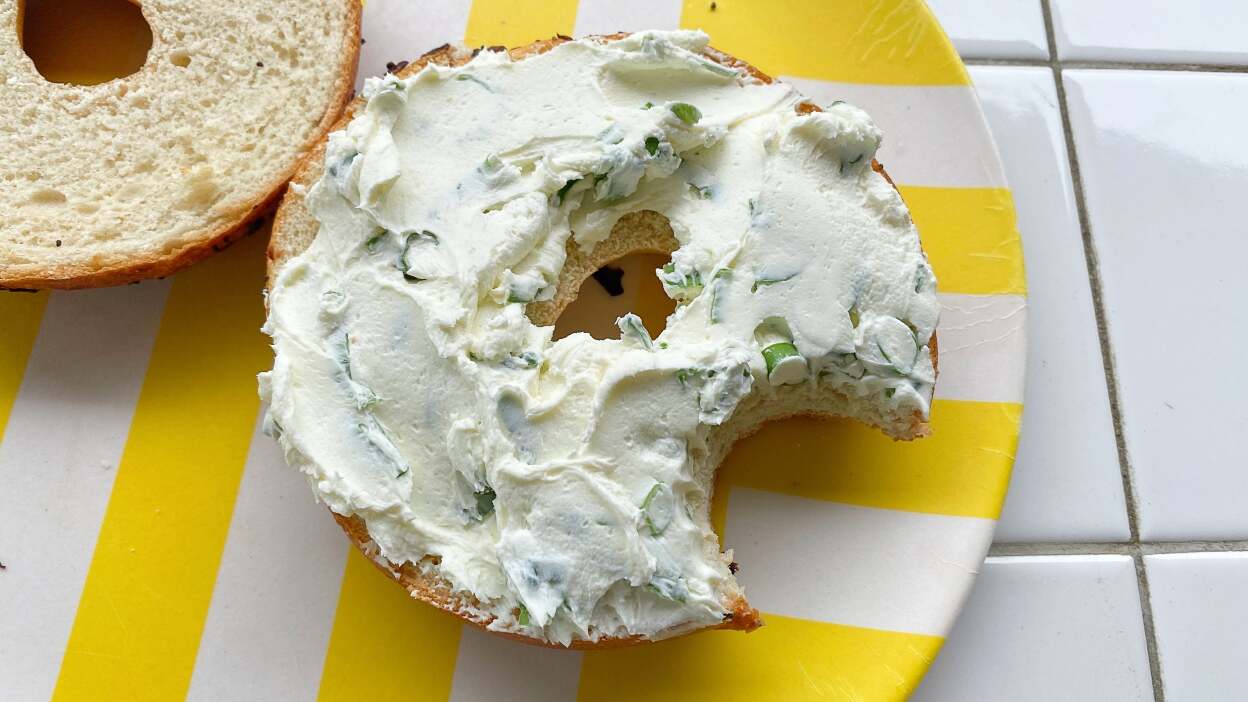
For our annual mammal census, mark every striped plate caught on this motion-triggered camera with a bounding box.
[0,1,1024,700]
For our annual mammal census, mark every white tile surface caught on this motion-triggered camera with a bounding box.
[1052,0,1248,65]
[968,66,1127,542]
[1065,70,1248,540]
[1146,553,1248,702]
[926,0,1049,60]
[913,555,1153,702]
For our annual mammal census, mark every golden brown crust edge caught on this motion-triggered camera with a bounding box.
[0,0,362,291]
[333,511,763,651]
[269,33,935,648]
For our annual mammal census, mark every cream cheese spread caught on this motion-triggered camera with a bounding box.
[260,30,938,645]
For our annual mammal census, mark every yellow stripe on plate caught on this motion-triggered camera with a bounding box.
[579,612,942,701]
[53,234,271,702]
[0,291,47,442]
[901,186,1026,296]
[711,399,1020,536]
[318,549,463,702]
[464,0,579,48]
[680,0,967,86]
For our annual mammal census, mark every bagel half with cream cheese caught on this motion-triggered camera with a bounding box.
[263,31,938,648]
[0,0,360,289]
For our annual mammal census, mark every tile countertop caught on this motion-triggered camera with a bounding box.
[916,1,1248,701]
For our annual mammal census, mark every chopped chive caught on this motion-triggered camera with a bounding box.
[641,482,673,536]
[877,340,906,373]
[356,387,379,411]
[697,57,739,78]
[327,151,357,180]
[658,263,703,294]
[616,313,653,350]
[454,73,491,90]
[364,230,387,253]
[885,387,896,398]
[645,136,659,157]
[339,332,353,378]
[689,183,712,199]
[646,583,687,602]
[915,263,935,294]
[642,101,653,109]
[518,604,530,626]
[751,271,797,293]
[396,467,409,478]
[647,575,688,602]
[502,351,541,369]
[670,102,702,125]
[761,342,800,376]
[872,316,920,374]
[840,153,865,175]
[474,486,496,518]
[708,268,732,324]
[554,178,580,206]
[849,305,860,328]
[398,231,439,281]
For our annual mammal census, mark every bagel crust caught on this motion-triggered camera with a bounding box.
[0,0,361,289]
[264,32,938,648]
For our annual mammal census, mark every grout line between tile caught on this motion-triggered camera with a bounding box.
[1130,549,1167,700]
[1036,2,1165,698]
[1039,0,1139,547]
[964,57,1248,73]
[989,540,1248,557]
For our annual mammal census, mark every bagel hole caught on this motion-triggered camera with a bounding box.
[19,0,152,85]
[553,252,676,342]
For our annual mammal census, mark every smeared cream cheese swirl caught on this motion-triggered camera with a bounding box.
[260,30,938,645]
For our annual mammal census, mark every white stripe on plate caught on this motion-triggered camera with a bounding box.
[448,625,583,702]
[0,283,169,701]
[187,410,350,702]
[781,76,1008,189]
[933,293,1027,404]
[357,0,474,89]
[573,0,682,36]
[724,488,994,636]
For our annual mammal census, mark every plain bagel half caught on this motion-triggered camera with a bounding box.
[268,34,937,649]
[0,0,360,289]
